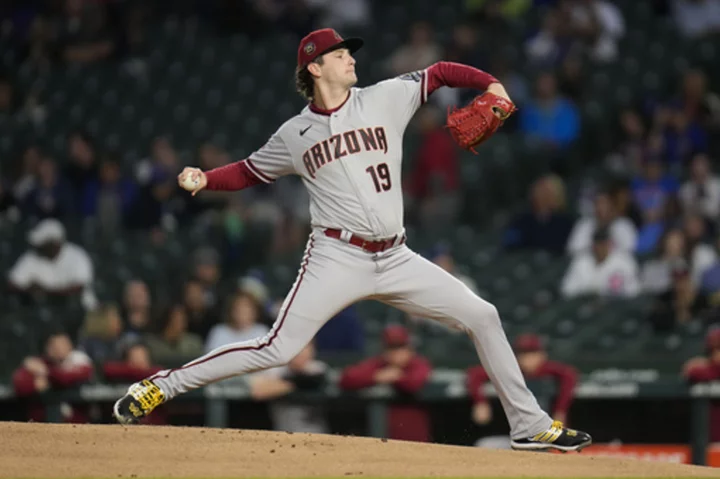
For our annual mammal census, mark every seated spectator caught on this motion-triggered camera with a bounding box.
[525,9,570,67]
[8,219,97,310]
[0,75,18,115]
[683,327,720,441]
[642,229,692,294]
[609,180,643,229]
[406,106,460,232]
[567,191,638,255]
[652,105,708,169]
[120,279,152,342]
[680,153,720,224]
[82,155,137,234]
[683,213,717,284]
[387,22,442,76]
[205,292,270,352]
[631,159,680,254]
[13,332,93,423]
[604,109,648,179]
[557,54,585,103]
[22,157,73,219]
[136,137,181,187]
[467,334,578,426]
[567,0,625,62]
[519,72,580,149]
[315,306,366,354]
[672,0,720,39]
[561,228,640,298]
[249,342,330,433]
[647,260,709,331]
[125,168,177,231]
[64,131,98,211]
[340,325,433,442]
[78,303,123,363]
[192,247,222,311]
[183,279,218,340]
[504,174,575,254]
[13,146,42,204]
[103,342,166,425]
[144,304,204,367]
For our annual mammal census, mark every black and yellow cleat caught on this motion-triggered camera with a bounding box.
[511,420,592,452]
[113,379,166,425]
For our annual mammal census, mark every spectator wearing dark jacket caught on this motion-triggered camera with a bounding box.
[504,174,575,254]
[340,325,432,442]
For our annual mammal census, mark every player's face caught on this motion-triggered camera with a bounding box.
[319,48,357,89]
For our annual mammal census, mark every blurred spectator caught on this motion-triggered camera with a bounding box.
[136,137,180,187]
[652,104,708,168]
[12,332,93,423]
[13,145,42,203]
[430,244,478,294]
[672,0,720,39]
[631,159,680,254]
[387,22,442,76]
[0,175,18,223]
[683,326,720,441]
[340,325,433,442]
[406,106,460,232]
[525,9,570,67]
[567,191,638,255]
[82,155,137,235]
[678,69,710,126]
[642,229,692,293]
[183,142,232,217]
[683,213,717,282]
[59,0,117,64]
[192,246,222,310]
[120,279,152,341]
[315,306,366,354]
[205,292,270,352]
[679,153,720,223]
[466,0,533,25]
[561,228,640,298]
[64,131,98,210]
[485,56,529,109]
[556,54,586,103]
[183,279,218,340]
[566,0,625,62]
[103,342,166,425]
[0,76,17,115]
[445,23,487,70]
[519,72,580,149]
[144,304,204,366]
[647,259,709,331]
[305,0,370,29]
[78,303,123,363]
[609,180,644,229]
[604,109,649,179]
[249,342,330,433]
[23,156,74,219]
[125,168,177,231]
[8,219,97,310]
[467,334,578,427]
[504,174,575,254]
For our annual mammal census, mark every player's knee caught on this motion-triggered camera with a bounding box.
[466,300,501,329]
[273,345,302,367]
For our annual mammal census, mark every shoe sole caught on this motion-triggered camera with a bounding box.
[510,439,592,452]
[113,397,136,425]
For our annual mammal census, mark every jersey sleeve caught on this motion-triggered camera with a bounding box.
[245,132,296,182]
[371,69,428,132]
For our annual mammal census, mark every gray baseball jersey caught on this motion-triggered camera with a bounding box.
[244,72,427,238]
[148,70,554,440]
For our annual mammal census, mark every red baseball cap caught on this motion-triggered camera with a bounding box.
[513,334,544,353]
[297,28,363,69]
[383,325,410,348]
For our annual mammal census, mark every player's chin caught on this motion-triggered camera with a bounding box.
[347,73,358,87]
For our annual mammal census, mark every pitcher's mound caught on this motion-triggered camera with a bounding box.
[1,422,718,478]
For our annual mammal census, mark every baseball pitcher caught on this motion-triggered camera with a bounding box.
[114,28,591,452]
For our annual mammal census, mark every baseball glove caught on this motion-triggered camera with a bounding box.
[446,92,517,153]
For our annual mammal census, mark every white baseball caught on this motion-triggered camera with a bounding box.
[181,173,200,191]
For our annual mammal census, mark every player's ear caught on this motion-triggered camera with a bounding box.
[307,61,322,78]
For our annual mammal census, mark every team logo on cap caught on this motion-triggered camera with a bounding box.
[304,42,316,55]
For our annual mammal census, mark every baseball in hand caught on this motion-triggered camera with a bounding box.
[180,174,200,191]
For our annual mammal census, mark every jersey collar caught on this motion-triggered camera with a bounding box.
[309,90,351,116]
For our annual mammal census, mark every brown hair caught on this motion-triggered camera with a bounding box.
[295,57,324,101]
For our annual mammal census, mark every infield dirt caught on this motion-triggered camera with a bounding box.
[1,422,719,478]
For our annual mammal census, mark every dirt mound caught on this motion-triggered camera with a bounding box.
[0,422,718,478]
